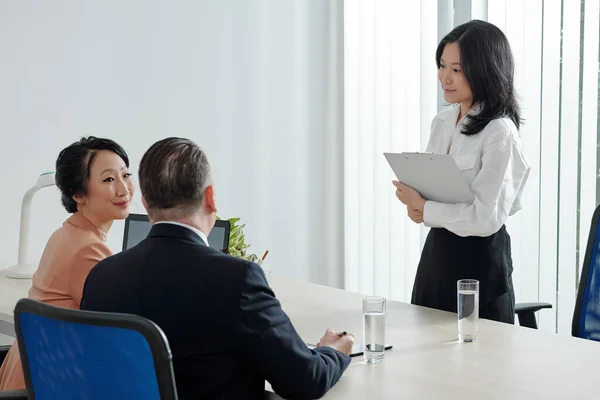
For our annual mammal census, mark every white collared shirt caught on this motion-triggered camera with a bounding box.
[423,105,530,237]
[155,221,209,246]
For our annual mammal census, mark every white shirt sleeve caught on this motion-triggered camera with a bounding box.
[423,136,530,237]
[421,120,439,229]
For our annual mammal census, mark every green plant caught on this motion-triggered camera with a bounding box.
[218,216,258,262]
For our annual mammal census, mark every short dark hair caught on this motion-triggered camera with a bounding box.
[436,20,521,136]
[55,136,130,213]
[138,137,211,217]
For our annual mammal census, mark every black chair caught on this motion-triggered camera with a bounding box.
[0,389,27,400]
[14,298,178,399]
[572,203,600,341]
[0,345,28,400]
[0,345,10,365]
[515,302,552,329]
[516,203,600,334]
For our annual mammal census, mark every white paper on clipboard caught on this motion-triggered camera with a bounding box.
[384,152,474,204]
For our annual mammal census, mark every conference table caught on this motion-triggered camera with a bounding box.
[0,273,598,399]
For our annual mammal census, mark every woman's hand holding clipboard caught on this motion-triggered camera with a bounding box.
[384,152,474,204]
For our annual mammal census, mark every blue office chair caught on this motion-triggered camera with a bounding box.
[572,203,600,341]
[14,299,178,400]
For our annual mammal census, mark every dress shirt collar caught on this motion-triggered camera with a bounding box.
[154,221,209,246]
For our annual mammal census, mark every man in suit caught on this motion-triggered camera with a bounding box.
[81,137,354,400]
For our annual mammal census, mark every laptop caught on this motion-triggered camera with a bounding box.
[122,213,231,253]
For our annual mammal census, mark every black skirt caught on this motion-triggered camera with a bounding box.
[411,226,515,324]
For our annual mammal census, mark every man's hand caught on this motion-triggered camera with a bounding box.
[407,207,424,224]
[316,328,355,356]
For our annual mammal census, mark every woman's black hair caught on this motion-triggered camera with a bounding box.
[436,19,522,136]
[55,136,129,213]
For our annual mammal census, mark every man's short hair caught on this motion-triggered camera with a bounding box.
[139,138,211,218]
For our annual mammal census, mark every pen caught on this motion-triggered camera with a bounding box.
[257,250,269,266]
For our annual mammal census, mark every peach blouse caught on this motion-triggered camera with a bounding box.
[0,212,111,390]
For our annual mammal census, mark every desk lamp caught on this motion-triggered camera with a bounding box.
[5,172,56,279]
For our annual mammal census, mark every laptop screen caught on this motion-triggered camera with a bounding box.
[122,214,230,253]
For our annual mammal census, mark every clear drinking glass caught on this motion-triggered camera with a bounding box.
[457,279,479,342]
[363,296,386,363]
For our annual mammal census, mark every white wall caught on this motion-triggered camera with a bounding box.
[0,0,345,287]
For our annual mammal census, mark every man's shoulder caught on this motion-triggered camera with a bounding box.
[172,247,266,294]
[90,244,135,270]
[84,247,127,288]
[201,250,261,284]
[89,237,257,282]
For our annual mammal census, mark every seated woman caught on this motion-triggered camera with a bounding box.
[0,137,134,390]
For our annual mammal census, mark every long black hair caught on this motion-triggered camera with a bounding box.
[55,136,130,213]
[436,20,521,136]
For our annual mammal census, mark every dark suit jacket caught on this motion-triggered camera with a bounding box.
[81,223,351,399]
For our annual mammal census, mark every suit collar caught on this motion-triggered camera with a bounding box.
[148,223,208,247]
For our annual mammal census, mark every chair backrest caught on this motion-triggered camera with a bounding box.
[14,299,178,400]
[573,203,600,341]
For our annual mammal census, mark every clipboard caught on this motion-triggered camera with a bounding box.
[384,152,474,204]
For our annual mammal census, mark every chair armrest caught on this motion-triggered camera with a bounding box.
[515,302,552,329]
[515,302,552,314]
[0,390,28,400]
[0,345,11,365]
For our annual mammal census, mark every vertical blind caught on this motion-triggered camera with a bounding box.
[344,0,438,300]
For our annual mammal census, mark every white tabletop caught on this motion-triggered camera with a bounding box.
[0,273,31,325]
[268,275,598,400]
[0,273,598,399]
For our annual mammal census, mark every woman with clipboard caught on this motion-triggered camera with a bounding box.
[392,20,530,324]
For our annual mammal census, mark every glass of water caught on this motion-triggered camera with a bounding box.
[363,296,386,363]
[457,279,479,342]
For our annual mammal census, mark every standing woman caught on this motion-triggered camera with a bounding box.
[392,20,530,323]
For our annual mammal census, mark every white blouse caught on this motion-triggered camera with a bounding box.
[423,105,530,237]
